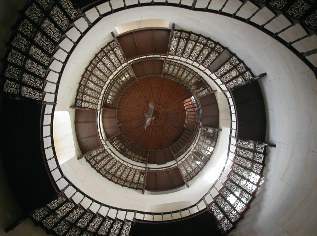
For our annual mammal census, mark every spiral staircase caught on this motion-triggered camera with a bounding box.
[0,0,316,236]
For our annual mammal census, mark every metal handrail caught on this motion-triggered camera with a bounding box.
[41,60,237,221]
[32,0,272,230]
[40,18,239,222]
[76,0,317,76]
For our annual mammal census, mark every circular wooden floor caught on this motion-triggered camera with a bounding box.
[118,77,191,150]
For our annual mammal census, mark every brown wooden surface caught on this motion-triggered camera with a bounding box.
[117,29,170,60]
[145,167,185,191]
[75,109,101,153]
[131,60,163,77]
[199,93,219,128]
[118,77,191,151]
[102,108,120,138]
[148,148,174,164]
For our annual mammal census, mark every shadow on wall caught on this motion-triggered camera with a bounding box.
[0,0,25,61]
[0,158,50,235]
[0,1,49,235]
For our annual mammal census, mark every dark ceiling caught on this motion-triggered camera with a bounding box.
[130,211,222,236]
[118,77,190,151]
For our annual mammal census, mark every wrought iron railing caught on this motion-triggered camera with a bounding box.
[83,146,146,190]
[39,53,263,234]
[31,192,132,235]
[2,0,316,101]
[78,0,317,76]
[0,0,286,234]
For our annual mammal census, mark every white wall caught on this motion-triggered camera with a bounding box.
[231,27,317,236]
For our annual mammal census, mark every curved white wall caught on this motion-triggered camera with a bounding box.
[54,6,317,235]
[230,24,317,236]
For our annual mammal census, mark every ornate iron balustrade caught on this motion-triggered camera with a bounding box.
[83,146,146,190]
[31,193,132,236]
[40,95,241,227]
[78,0,317,75]
[39,21,261,235]
[1,0,80,101]
[75,40,128,109]
[110,135,148,163]
[102,66,135,107]
[39,48,248,232]
[178,127,219,182]
[214,56,254,90]
[168,29,258,90]
[2,0,316,102]
[162,60,211,91]
[40,71,260,235]
[208,138,266,232]
[168,29,224,69]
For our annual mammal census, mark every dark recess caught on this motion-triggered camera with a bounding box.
[0,97,56,212]
[232,81,266,141]
[145,167,185,191]
[130,211,223,236]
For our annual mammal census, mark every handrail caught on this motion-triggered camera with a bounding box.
[40,64,234,219]
[38,4,245,225]
[76,0,317,76]
[40,55,237,221]
[3,0,316,102]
